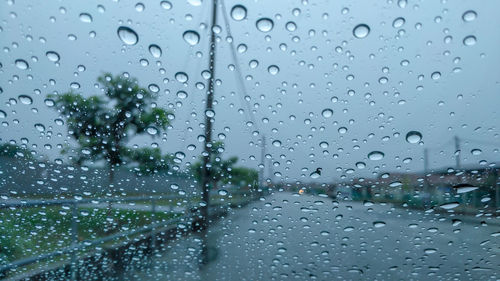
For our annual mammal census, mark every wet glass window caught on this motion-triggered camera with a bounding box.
[1,0,499,280]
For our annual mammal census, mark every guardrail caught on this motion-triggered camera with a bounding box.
[0,195,189,279]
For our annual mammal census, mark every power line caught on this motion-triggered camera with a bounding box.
[219,0,259,132]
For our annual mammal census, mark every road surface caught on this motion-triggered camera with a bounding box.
[124,192,500,280]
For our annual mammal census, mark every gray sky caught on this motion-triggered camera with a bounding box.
[1,0,499,183]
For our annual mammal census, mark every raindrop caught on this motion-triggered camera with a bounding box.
[177,91,188,99]
[392,17,405,28]
[321,108,333,118]
[405,131,422,144]
[148,84,159,93]
[389,181,403,187]
[117,26,139,45]
[338,127,347,134]
[161,1,172,10]
[175,72,189,82]
[285,21,297,32]
[44,99,55,107]
[15,59,29,70]
[463,35,476,46]
[34,123,46,132]
[424,248,437,254]
[205,109,215,117]
[79,13,93,23]
[135,3,145,12]
[256,18,274,32]
[146,127,158,135]
[344,226,354,232]
[183,30,200,45]
[431,71,441,80]
[148,44,162,58]
[218,189,228,196]
[0,110,6,118]
[46,51,60,62]
[471,148,482,155]
[368,151,384,161]
[439,202,459,209]
[187,0,202,6]
[462,10,477,22]
[453,184,478,194]
[353,24,370,39]
[268,65,279,75]
[373,221,386,228]
[310,168,322,179]
[231,5,247,21]
[272,140,281,147]
[356,162,366,169]
[18,95,33,105]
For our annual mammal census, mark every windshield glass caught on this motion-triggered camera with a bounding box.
[1,0,499,280]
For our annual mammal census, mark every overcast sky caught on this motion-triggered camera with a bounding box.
[1,0,499,183]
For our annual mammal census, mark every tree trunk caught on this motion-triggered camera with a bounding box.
[106,165,115,232]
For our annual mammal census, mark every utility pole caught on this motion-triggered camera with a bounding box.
[454,135,460,169]
[200,0,218,230]
[423,148,429,175]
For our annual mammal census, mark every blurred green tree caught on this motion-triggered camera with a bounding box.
[48,73,171,191]
[191,141,258,191]
[0,143,34,160]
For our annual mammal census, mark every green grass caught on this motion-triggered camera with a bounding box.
[0,206,179,266]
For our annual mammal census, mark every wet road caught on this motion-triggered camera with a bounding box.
[126,192,499,280]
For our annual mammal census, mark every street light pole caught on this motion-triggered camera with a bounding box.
[200,0,218,230]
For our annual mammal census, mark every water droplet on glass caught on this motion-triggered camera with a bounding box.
[256,18,274,32]
[183,30,200,45]
[34,123,45,132]
[175,72,189,82]
[405,131,422,144]
[439,202,459,209]
[218,189,228,196]
[353,24,370,39]
[161,1,172,10]
[46,51,60,62]
[15,59,28,70]
[117,26,138,45]
[272,140,281,147]
[148,84,159,93]
[310,168,321,179]
[463,35,476,46]
[177,90,188,99]
[231,5,247,21]
[0,110,6,118]
[321,108,333,118]
[286,21,297,32]
[147,126,158,135]
[356,162,366,169]
[453,184,478,194]
[462,10,477,22]
[148,44,162,58]
[431,71,441,80]
[18,95,33,105]
[79,13,93,23]
[135,3,145,12]
[471,148,482,155]
[392,17,405,28]
[205,109,215,117]
[368,151,384,161]
[373,221,386,228]
[268,65,279,75]
[338,127,347,134]
[187,0,202,6]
